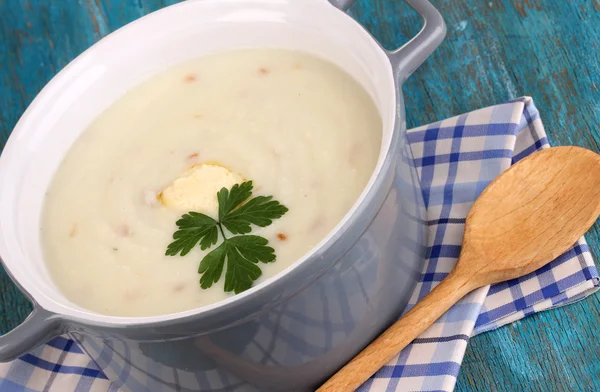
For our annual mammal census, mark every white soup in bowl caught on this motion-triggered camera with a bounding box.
[41,49,382,317]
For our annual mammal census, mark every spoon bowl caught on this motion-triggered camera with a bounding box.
[320,146,600,392]
[461,146,600,285]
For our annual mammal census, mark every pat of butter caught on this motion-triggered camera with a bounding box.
[159,163,244,214]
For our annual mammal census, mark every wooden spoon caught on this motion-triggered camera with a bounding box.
[319,146,600,392]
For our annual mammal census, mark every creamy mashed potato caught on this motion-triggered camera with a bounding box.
[41,49,382,316]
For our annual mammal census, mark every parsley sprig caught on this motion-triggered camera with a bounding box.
[166,181,288,294]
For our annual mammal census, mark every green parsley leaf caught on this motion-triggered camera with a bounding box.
[198,241,227,289]
[197,236,275,292]
[226,235,276,264]
[224,235,275,293]
[166,212,218,256]
[222,196,289,234]
[166,180,288,293]
[217,181,253,221]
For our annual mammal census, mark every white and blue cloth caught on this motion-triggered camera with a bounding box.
[0,97,597,391]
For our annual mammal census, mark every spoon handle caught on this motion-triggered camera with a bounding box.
[317,269,475,392]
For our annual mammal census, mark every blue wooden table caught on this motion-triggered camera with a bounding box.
[1,0,599,390]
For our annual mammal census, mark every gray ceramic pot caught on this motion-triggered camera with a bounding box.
[0,0,445,390]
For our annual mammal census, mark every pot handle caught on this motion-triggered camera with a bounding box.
[0,304,62,362]
[329,0,446,82]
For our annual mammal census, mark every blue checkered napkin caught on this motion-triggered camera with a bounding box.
[360,96,599,392]
[0,97,597,392]
[0,337,114,391]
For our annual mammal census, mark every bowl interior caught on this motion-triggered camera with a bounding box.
[0,0,396,324]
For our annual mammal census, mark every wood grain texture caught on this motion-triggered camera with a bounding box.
[0,0,599,391]
[463,146,600,284]
[321,146,600,392]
